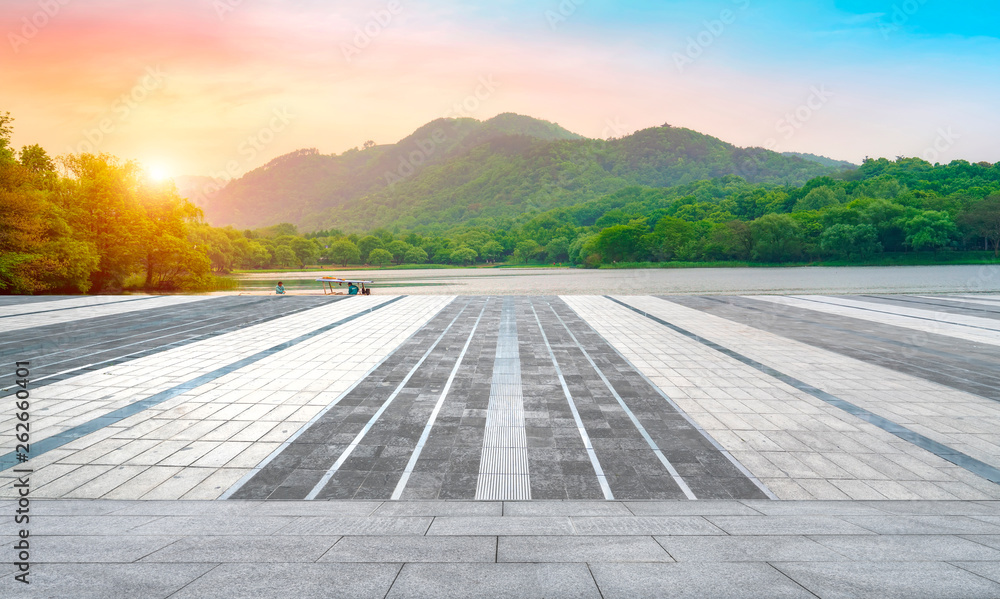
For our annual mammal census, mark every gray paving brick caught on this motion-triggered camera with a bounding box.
[320,536,496,562]
[773,561,1000,599]
[626,500,761,516]
[372,501,502,517]
[590,562,815,599]
[427,516,574,536]
[810,534,1000,561]
[862,501,1000,516]
[170,563,401,599]
[278,516,432,536]
[706,515,876,536]
[24,563,215,599]
[503,501,631,517]
[655,535,847,562]
[499,535,672,562]
[140,535,340,562]
[33,535,180,563]
[952,561,1000,584]
[842,515,1000,535]
[571,516,725,536]
[128,516,295,536]
[738,500,885,516]
[386,563,601,599]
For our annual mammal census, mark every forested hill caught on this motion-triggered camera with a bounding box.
[201,113,844,231]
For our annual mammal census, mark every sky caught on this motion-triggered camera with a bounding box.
[1,0,998,179]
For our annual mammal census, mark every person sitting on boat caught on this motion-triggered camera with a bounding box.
[275,281,286,295]
[348,282,359,295]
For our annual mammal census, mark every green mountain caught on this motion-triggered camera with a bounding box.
[782,151,857,170]
[201,113,842,231]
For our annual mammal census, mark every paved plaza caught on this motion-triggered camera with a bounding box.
[2,292,1000,596]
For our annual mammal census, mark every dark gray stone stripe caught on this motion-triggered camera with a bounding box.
[793,296,1000,333]
[0,296,158,319]
[0,296,405,471]
[856,294,1000,320]
[606,296,1000,486]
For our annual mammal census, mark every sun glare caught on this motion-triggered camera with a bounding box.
[147,163,171,182]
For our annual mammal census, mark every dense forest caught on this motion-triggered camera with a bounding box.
[2,110,999,295]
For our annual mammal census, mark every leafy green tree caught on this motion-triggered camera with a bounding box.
[289,237,319,267]
[793,186,840,212]
[327,239,360,266]
[273,245,298,268]
[750,214,803,262]
[594,221,647,263]
[450,246,478,265]
[358,235,383,262]
[904,211,957,251]
[544,237,569,263]
[959,195,1000,256]
[481,240,505,263]
[403,245,428,264]
[820,224,882,260]
[387,240,411,265]
[368,247,393,267]
[649,216,694,261]
[514,239,542,263]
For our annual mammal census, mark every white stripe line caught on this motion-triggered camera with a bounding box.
[304,299,474,500]
[547,302,697,500]
[475,297,530,501]
[391,300,490,500]
[530,301,614,500]
[217,297,454,500]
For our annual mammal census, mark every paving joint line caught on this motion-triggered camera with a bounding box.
[606,295,1000,486]
[0,295,160,319]
[0,296,407,471]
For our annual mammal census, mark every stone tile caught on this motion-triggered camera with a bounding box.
[739,500,885,516]
[503,501,631,517]
[625,501,761,516]
[372,501,502,517]
[25,563,215,599]
[655,535,847,562]
[171,563,401,599]
[571,516,725,536]
[386,563,601,599]
[33,535,180,563]
[706,515,875,536]
[141,535,340,562]
[499,536,672,562]
[842,515,1000,535]
[952,561,1000,584]
[811,534,1000,561]
[278,516,432,536]
[427,516,574,536]
[30,515,162,536]
[321,536,496,563]
[773,561,1000,599]
[129,516,294,536]
[589,562,815,599]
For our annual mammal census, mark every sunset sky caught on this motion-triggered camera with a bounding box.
[2,0,998,179]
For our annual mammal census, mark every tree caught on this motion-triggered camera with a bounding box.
[387,240,411,265]
[594,222,647,263]
[273,245,298,268]
[793,186,840,212]
[450,246,478,266]
[481,240,504,263]
[649,216,694,261]
[820,224,882,260]
[959,195,1000,256]
[289,237,319,267]
[750,214,803,262]
[514,239,542,263]
[368,248,393,268]
[904,211,957,251]
[357,235,383,262]
[545,237,569,263]
[403,245,428,264]
[326,239,360,266]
